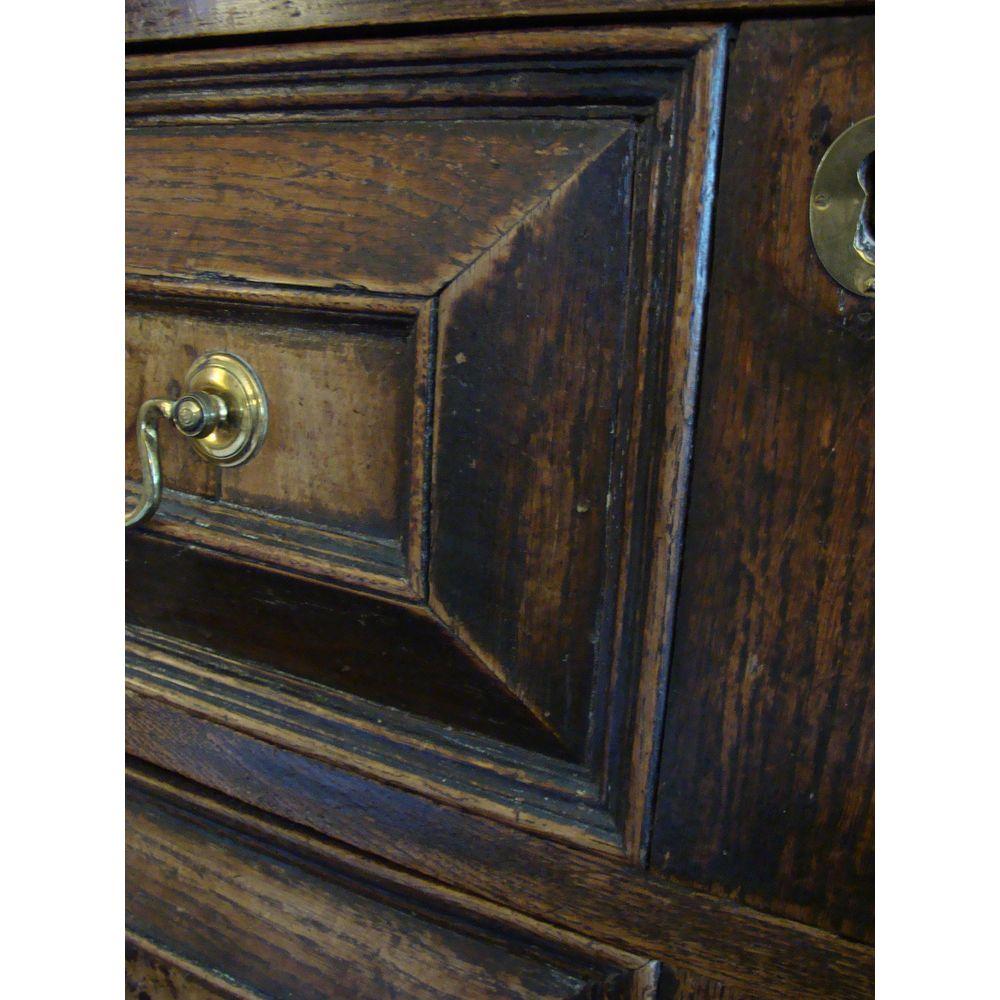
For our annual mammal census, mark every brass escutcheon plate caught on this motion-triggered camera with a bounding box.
[810,116,875,298]
[183,352,269,466]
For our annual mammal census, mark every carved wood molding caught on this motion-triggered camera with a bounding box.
[126,24,726,861]
[127,763,661,999]
[125,735,875,999]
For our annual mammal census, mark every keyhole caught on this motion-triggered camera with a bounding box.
[854,151,874,265]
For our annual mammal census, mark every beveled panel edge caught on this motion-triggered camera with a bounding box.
[124,486,416,599]
[125,704,875,1000]
[429,124,639,766]
[123,23,730,856]
[122,25,721,130]
[126,273,428,317]
[126,626,624,856]
[391,24,729,860]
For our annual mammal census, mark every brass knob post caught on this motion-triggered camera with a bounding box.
[125,352,268,528]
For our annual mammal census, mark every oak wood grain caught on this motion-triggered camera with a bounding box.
[124,25,720,96]
[127,777,637,999]
[126,694,874,999]
[122,16,874,994]
[126,121,630,296]
[127,937,256,1000]
[650,16,875,943]
[126,623,621,852]
[125,25,728,855]
[657,967,756,999]
[127,761,645,975]
[611,30,725,859]
[126,281,429,595]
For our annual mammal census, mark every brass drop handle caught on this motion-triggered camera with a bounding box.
[125,352,268,528]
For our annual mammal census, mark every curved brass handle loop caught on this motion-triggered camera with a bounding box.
[124,352,268,529]
[125,398,174,527]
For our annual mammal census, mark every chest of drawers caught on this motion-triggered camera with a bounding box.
[125,4,874,996]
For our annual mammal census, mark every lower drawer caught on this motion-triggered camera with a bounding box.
[125,766,658,1000]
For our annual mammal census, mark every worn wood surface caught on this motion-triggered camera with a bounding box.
[657,969,756,999]
[126,622,622,853]
[651,16,875,943]
[126,282,429,595]
[611,34,724,858]
[125,0,869,44]
[127,772,651,999]
[126,121,628,296]
[127,694,874,999]
[124,24,719,94]
[123,13,875,996]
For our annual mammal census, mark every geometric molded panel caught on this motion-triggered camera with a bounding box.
[125,25,726,858]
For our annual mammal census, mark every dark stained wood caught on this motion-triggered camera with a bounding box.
[123,13,875,996]
[126,774,651,999]
[126,531,571,759]
[656,969,756,999]
[431,127,634,761]
[125,23,729,852]
[127,694,875,999]
[124,24,719,93]
[126,121,629,296]
[609,32,725,859]
[125,0,869,45]
[650,16,875,943]
[126,623,622,853]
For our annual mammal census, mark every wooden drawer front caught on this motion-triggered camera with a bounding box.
[126,294,424,591]
[126,768,657,1000]
[126,25,724,858]
[126,116,641,596]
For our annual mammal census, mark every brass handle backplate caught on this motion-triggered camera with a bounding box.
[125,352,268,527]
[810,116,875,298]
